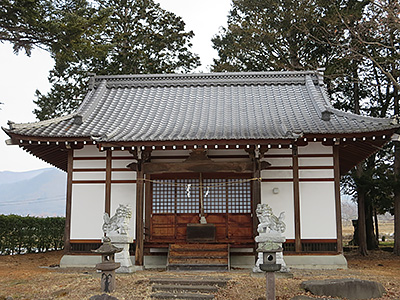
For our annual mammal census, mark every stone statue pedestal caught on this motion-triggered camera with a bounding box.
[253,233,289,273]
[109,235,134,273]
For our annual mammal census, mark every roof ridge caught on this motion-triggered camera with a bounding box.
[75,80,107,122]
[92,70,322,88]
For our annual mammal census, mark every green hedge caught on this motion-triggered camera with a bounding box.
[0,215,65,254]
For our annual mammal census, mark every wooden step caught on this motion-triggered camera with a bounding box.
[169,257,228,265]
[167,243,230,271]
[170,243,228,250]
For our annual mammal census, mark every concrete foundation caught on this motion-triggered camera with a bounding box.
[284,254,348,270]
[60,253,348,270]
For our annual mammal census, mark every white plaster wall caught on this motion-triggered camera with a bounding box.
[110,183,137,239]
[265,148,292,155]
[298,142,333,155]
[299,157,334,167]
[299,169,334,179]
[261,182,295,239]
[72,172,106,181]
[111,171,136,180]
[264,157,292,167]
[70,184,105,239]
[112,159,136,169]
[73,160,106,169]
[261,169,293,179]
[299,182,337,239]
[74,145,105,157]
[112,150,132,157]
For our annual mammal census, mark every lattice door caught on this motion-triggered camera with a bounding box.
[150,174,253,243]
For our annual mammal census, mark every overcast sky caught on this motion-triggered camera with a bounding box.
[0,0,232,172]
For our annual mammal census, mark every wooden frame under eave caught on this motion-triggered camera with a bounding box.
[64,149,73,253]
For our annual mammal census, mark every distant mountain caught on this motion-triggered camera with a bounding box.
[0,168,67,216]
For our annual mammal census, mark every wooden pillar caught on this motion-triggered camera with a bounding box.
[64,150,73,254]
[253,158,262,237]
[292,146,301,252]
[135,165,145,266]
[105,150,112,215]
[333,146,343,253]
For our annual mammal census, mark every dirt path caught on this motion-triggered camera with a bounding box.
[0,250,399,299]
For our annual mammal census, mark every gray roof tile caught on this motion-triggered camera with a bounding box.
[5,71,399,142]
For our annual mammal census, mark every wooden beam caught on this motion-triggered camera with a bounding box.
[292,146,301,253]
[252,159,261,237]
[105,150,112,214]
[64,150,73,254]
[128,161,267,174]
[135,167,145,266]
[144,175,151,242]
[333,145,343,253]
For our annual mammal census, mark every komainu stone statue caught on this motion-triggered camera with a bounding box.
[102,204,132,236]
[102,204,134,273]
[253,203,289,273]
[256,203,286,235]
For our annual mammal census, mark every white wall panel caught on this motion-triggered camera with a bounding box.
[261,182,294,239]
[112,150,132,157]
[299,169,334,179]
[73,159,106,169]
[110,183,137,238]
[299,182,337,239]
[264,157,292,167]
[71,184,105,239]
[73,172,106,181]
[265,148,292,155]
[261,169,293,179]
[298,142,332,155]
[299,157,334,167]
[111,171,136,180]
[74,145,105,157]
[112,159,136,169]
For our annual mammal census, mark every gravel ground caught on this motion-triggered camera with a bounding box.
[0,250,399,299]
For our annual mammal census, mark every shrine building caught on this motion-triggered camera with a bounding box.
[4,71,399,269]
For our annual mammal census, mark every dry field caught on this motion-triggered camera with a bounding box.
[0,249,399,300]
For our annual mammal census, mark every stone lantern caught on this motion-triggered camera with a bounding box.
[92,237,123,293]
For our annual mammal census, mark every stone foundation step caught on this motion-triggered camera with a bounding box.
[167,264,229,271]
[150,276,229,300]
[151,292,214,299]
[152,284,218,293]
[150,277,229,287]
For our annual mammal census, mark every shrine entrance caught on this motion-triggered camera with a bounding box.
[149,173,254,244]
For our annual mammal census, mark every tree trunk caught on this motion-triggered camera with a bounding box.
[394,142,400,255]
[374,207,380,246]
[356,164,368,256]
[365,201,378,250]
[353,62,368,255]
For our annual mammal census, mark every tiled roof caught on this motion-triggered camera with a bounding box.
[4,71,399,142]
